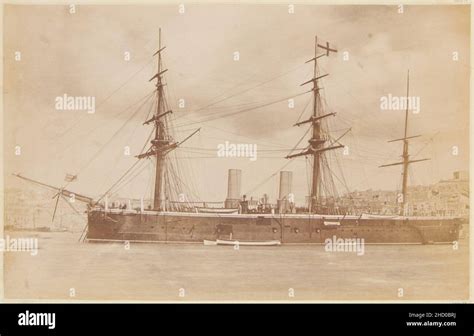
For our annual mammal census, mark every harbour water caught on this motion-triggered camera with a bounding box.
[3,230,469,301]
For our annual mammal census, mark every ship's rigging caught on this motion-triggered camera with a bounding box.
[13,31,354,215]
[123,30,346,213]
[133,28,202,211]
[12,30,438,218]
[285,37,347,214]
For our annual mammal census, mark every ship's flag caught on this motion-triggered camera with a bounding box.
[65,174,77,182]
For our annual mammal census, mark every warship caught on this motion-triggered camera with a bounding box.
[15,31,462,245]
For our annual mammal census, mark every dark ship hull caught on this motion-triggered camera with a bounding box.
[86,209,461,244]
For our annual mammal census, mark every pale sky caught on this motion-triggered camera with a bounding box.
[4,4,470,205]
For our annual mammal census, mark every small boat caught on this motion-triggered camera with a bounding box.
[203,239,281,246]
[203,240,218,246]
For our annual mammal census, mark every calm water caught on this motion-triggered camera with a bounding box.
[4,230,470,301]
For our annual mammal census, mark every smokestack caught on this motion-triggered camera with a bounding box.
[278,171,293,213]
[225,169,242,208]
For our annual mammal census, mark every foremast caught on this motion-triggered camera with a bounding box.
[136,28,199,210]
[286,36,342,214]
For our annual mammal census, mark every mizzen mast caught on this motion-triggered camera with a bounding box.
[379,70,430,215]
[286,36,342,213]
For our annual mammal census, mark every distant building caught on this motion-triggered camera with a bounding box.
[338,171,469,217]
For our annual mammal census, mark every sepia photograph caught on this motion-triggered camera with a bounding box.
[2,2,471,303]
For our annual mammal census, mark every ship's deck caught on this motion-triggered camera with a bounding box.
[89,207,459,221]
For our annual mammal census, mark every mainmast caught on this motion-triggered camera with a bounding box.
[287,36,342,213]
[380,70,430,216]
